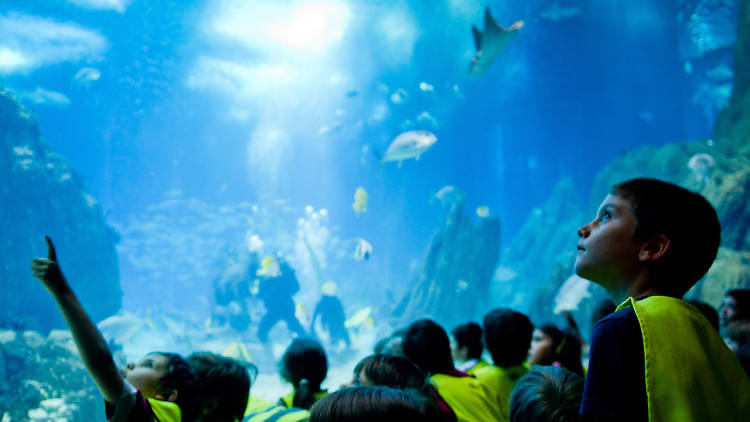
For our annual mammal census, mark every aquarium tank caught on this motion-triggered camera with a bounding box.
[1,0,749,420]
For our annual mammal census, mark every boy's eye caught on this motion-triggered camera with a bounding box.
[600,212,611,223]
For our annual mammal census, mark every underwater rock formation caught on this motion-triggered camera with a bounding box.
[0,88,121,333]
[505,2,750,318]
[495,177,584,307]
[0,329,103,421]
[396,200,501,329]
[714,0,750,155]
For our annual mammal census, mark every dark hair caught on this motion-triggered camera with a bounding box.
[187,352,256,422]
[280,338,328,408]
[309,386,426,422]
[510,366,584,422]
[687,300,720,331]
[375,328,408,355]
[353,354,426,389]
[451,322,484,359]
[612,178,720,296]
[483,309,533,367]
[402,320,454,375]
[152,352,202,422]
[726,289,750,320]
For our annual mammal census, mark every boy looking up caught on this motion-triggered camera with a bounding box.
[31,236,201,422]
[576,178,750,421]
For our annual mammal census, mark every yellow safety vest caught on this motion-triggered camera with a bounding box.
[621,296,750,421]
[279,390,328,408]
[430,373,505,422]
[244,397,309,422]
[466,359,490,375]
[146,398,181,422]
[473,363,529,420]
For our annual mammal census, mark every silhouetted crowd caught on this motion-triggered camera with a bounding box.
[30,178,750,421]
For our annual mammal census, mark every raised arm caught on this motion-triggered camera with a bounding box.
[31,236,125,404]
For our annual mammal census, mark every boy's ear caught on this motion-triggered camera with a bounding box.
[639,234,671,262]
[155,389,179,402]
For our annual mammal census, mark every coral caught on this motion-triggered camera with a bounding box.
[396,199,501,329]
[0,329,103,421]
[0,88,121,333]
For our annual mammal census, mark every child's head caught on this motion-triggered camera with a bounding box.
[725,320,750,353]
[402,319,454,375]
[187,352,256,422]
[123,352,201,422]
[352,353,426,389]
[576,178,720,298]
[482,308,533,368]
[720,289,750,327]
[309,386,426,422]
[510,366,584,422]
[528,324,562,366]
[450,322,484,362]
[280,338,328,391]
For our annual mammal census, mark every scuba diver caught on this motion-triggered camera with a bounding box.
[311,281,350,348]
[256,256,307,343]
[211,258,255,332]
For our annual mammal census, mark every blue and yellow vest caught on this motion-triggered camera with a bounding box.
[620,296,750,421]
[244,396,308,422]
[430,373,505,422]
[146,398,181,422]
[473,363,529,420]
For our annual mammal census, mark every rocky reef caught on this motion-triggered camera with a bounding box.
[0,329,103,421]
[499,0,750,327]
[0,88,121,333]
[396,200,501,329]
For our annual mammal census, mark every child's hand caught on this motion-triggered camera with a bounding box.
[31,236,68,293]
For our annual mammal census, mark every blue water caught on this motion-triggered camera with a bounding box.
[1,0,737,313]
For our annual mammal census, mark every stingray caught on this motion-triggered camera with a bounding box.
[469,7,524,76]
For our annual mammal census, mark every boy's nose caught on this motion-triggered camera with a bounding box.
[577,224,590,238]
[126,363,135,370]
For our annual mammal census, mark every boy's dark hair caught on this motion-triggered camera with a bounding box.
[187,352,256,422]
[451,322,484,359]
[280,338,328,408]
[353,353,426,389]
[727,289,750,320]
[612,178,720,296]
[509,366,584,422]
[402,319,454,375]
[483,308,533,367]
[687,300,720,331]
[309,386,426,422]
[153,352,202,422]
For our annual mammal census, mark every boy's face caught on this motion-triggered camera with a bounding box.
[527,329,553,366]
[719,295,738,327]
[575,194,645,289]
[122,353,169,399]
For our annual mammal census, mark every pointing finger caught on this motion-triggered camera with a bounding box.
[44,235,58,262]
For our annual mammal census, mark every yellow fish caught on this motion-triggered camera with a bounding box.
[222,342,253,363]
[476,206,490,218]
[256,256,281,277]
[353,187,368,216]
